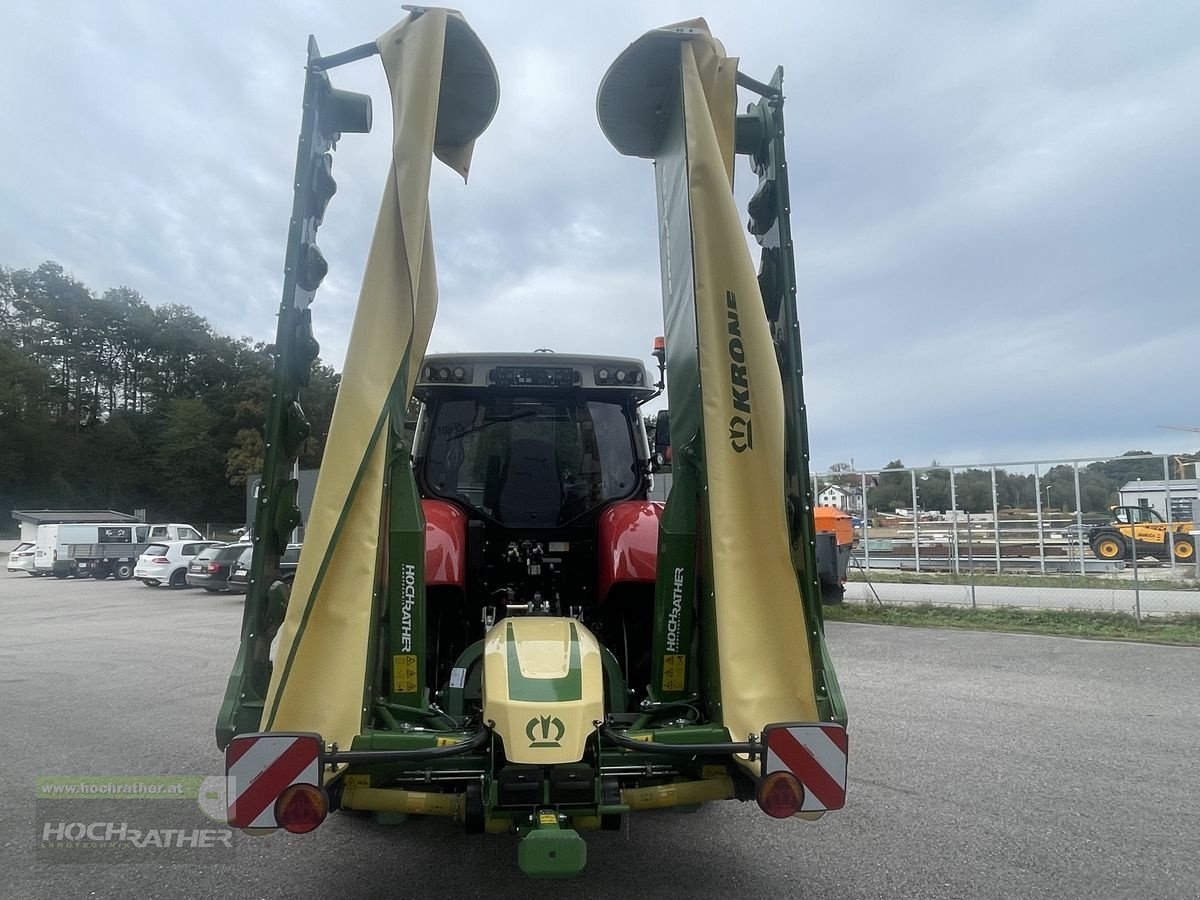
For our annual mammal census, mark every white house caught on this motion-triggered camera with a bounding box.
[1117,479,1199,522]
[817,483,863,513]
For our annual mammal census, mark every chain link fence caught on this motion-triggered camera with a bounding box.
[816,453,1200,618]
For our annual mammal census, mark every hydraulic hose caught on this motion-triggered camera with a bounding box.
[324,724,489,765]
[597,722,758,761]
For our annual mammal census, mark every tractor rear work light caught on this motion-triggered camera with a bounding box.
[274,783,328,834]
[757,771,804,819]
[422,363,473,383]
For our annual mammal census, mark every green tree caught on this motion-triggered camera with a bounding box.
[226,428,266,487]
[158,398,228,519]
[952,468,993,513]
[867,460,911,512]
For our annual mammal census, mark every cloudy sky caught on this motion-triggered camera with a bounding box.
[3,2,1197,471]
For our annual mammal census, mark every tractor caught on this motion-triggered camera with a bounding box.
[216,11,847,878]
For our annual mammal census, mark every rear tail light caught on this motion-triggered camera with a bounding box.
[152,557,170,564]
[757,771,804,819]
[207,563,221,573]
[274,783,328,834]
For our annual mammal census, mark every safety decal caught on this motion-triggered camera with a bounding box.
[226,733,321,828]
[762,723,848,811]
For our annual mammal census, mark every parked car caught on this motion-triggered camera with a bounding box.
[135,540,218,588]
[226,544,301,595]
[186,543,252,592]
[226,546,253,594]
[6,542,37,575]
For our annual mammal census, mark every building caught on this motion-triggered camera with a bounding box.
[245,469,320,541]
[817,483,864,513]
[1117,479,1199,522]
[10,509,140,544]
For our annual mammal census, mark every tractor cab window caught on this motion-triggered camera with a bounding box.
[423,395,638,527]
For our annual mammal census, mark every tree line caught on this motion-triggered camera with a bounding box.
[3,259,1190,531]
[0,261,337,531]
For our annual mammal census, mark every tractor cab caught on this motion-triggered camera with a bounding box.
[414,353,655,528]
[411,352,662,696]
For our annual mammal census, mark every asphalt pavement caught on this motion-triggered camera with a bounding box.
[2,574,1198,899]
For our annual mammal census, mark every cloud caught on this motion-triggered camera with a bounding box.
[1,0,1197,473]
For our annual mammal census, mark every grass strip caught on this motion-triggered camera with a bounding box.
[824,602,1200,645]
[848,570,1197,591]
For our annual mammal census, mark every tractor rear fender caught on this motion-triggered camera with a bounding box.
[422,499,467,588]
[597,501,663,603]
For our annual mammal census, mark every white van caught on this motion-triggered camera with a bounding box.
[35,523,205,578]
[34,526,60,575]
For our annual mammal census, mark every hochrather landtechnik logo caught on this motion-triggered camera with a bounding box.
[35,775,236,864]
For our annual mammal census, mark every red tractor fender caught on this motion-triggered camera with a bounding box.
[422,499,467,588]
[597,500,663,603]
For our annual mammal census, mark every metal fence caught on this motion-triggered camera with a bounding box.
[816,453,1200,618]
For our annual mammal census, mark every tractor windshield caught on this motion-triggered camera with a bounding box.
[423,395,638,527]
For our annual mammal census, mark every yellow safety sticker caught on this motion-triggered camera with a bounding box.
[539,812,558,826]
[392,654,418,694]
[627,732,655,742]
[343,774,371,788]
[662,654,686,692]
[435,736,460,747]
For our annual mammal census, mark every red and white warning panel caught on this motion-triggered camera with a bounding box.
[761,723,848,813]
[226,732,322,829]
